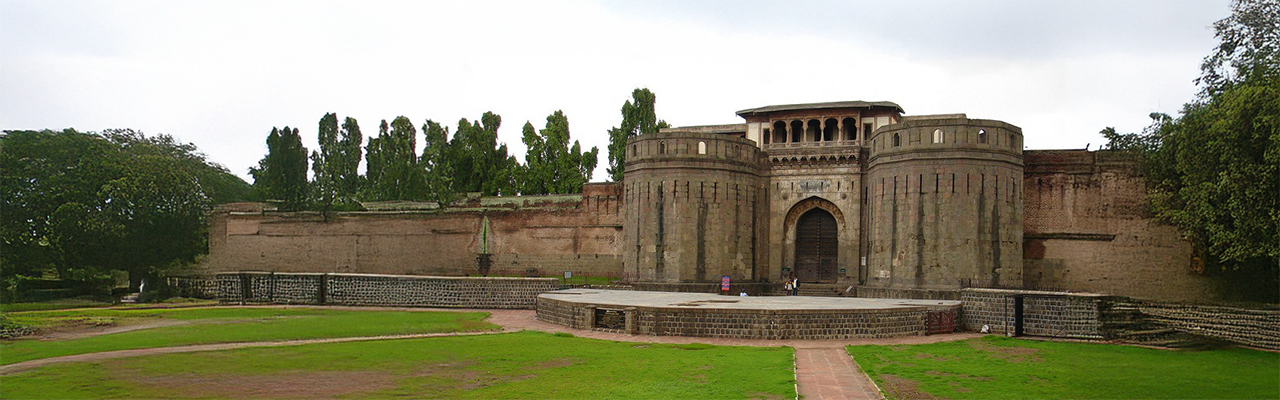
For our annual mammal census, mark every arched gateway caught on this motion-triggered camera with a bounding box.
[795,208,838,283]
[783,197,845,284]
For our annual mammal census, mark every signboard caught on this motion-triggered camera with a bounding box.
[720,276,731,292]
[564,271,573,279]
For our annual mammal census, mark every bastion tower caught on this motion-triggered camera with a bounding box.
[621,128,767,283]
[864,115,1024,290]
[623,101,1024,293]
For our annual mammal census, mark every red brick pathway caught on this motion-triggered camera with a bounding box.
[794,348,882,400]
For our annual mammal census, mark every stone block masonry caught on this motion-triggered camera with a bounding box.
[961,288,1280,350]
[1117,300,1280,350]
[961,288,1108,339]
[177,272,560,309]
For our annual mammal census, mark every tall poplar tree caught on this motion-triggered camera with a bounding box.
[448,112,518,196]
[250,126,309,211]
[606,88,669,182]
[521,111,599,194]
[310,113,363,210]
[420,119,454,204]
[363,116,425,201]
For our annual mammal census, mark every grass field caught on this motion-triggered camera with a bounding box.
[848,335,1280,400]
[1,307,495,365]
[1,331,796,399]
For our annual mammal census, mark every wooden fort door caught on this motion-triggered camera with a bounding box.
[794,208,838,283]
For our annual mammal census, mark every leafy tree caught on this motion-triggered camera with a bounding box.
[363,117,425,201]
[250,126,309,211]
[448,112,518,196]
[311,113,363,210]
[606,88,670,181]
[1196,0,1279,98]
[420,119,454,204]
[521,111,600,194]
[1102,0,1278,288]
[1,128,251,292]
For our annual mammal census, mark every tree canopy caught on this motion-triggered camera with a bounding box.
[250,126,309,211]
[363,117,427,201]
[448,112,518,196]
[310,113,363,210]
[520,111,599,195]
[1,128,253,288]
[1102,0,1278,282]
[607,88,669,182]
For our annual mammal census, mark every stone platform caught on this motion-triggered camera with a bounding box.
[536,289,962,340]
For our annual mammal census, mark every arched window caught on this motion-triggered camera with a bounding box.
[978,129,987,144]
[698,141,707,154]
[892,133,901,147]
[763,128,771,144]
[932,129,944,144]
[1009,133,1017,148]
[659,141,666,154]
[631,144,636,156]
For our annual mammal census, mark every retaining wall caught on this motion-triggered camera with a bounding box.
[961,288,1109,339]
[1118,300,1280,350]
[173,272,559,309]
[536,294,960,340]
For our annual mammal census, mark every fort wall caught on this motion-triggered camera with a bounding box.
[1021,150,1220,302]
[201,184,624,278]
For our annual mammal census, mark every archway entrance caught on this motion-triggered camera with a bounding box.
[794,208,838,283]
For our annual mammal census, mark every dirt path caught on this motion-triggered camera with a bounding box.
[3,306,981,399]
[36,319,192,341]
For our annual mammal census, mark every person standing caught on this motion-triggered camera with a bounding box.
[789,275,799,296]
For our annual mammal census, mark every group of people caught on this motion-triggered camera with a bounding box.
[782,274,799,296]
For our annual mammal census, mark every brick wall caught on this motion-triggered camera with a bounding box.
[177,272,559,309]
[1022,150,1222,302]
[201,187,623,279]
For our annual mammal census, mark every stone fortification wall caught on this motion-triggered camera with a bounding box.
[865,117,1024,290]
[179,272,558,309]
[1021,150,1220,302]
[622,132,766,283]
[202,185,623,278]
[961,288,1107,339]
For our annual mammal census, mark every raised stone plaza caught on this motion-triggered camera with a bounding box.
[536,289,961,340]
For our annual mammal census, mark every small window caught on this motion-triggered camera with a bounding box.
[932,129,944,144]
[659,142,666,154]
[631,144,636,155]
[892,133,901,147]
[698,141,707,154]
[978,129,987,144]
[1009,133,1017,148]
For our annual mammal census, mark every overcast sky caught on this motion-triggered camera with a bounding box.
[1,0,1230,182]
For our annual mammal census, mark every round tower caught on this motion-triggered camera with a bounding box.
[864,116,1024,290]
[622,132,765,284]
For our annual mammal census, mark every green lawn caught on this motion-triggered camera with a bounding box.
[1,331,796,399]
[1,307,495,365]
[848,335,1280,400]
